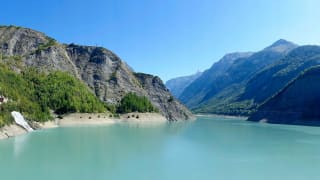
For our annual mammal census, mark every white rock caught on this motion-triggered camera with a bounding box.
[11,111,34,132]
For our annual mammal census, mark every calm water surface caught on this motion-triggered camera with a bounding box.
[1,116,320,180]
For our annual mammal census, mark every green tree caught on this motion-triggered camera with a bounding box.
[117,92,158,113]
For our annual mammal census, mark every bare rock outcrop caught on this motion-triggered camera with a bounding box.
[0,25,193,120]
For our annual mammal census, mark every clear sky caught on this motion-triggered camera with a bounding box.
[2,0,320,81]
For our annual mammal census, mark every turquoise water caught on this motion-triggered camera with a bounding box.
[1,116,320,180]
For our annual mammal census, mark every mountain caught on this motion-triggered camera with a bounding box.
[165,71,202,98]
[239,45,320,106]
[248,66,320,126]
[179,39,298,114]
[194,44,320,116]
[178,52,254,108]
[0,65,107,126]
[0,25,193,121]
[264,39,298,53]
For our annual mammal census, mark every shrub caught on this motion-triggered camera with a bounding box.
[117,92,158,113]
[0,65,106,126]
[35,37,58,53]
[168,96,174,102]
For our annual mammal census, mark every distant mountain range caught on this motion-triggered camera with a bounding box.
[165,71,202,98]
[167,39,320,125]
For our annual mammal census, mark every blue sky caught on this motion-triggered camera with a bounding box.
[2,0,320,81]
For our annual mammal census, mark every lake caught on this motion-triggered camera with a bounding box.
[1,115,320,180]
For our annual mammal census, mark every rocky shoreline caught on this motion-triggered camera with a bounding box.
[0,112,167,140]
[0,124,27,139]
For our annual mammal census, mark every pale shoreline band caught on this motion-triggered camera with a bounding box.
[0,112,167,140]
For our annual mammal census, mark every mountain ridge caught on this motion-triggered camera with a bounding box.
[178,51,254,108]
[264,39,298,52]
[179,39,298,112]
[0,25,193,121]
[171,38,320,126]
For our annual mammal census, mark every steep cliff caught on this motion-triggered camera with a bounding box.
[135,73,193,120]
[248,66,320,126]
[0,25,193,120]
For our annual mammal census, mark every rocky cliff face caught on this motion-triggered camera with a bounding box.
[248,66,320,126]
[0,26,78,75]
[135,73,193,120]
[0,25,193,120]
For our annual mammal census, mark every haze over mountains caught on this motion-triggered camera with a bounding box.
[165,71,202,98]
[167,39,320,125]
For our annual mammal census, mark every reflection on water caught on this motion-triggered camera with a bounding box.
[13,134,30,158]
[118,121,167,128]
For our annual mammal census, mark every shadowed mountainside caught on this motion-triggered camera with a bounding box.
[248,66,320,126]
